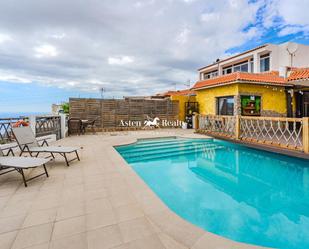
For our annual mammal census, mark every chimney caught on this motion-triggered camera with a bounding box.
[279,66,288,78]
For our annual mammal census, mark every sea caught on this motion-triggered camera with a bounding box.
[0,112,50,119]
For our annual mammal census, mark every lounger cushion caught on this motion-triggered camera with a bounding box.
[27,146,79,153]
[0,157,50,168]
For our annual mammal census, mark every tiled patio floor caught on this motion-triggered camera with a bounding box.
[0,129,267,249]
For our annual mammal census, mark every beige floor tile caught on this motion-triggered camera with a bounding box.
[11,223,53,249]
[0,231,17,249]
[108,193,137,208]
[86,198,113,214]
[86,209,116,231]
[158,233,188,249]
[118,217,155,243]
[23,243,49,249]
[87,225,123,249]
[0,215,25,234]
[115,204,144,223]
[50,233,87,249]
[56,202,85,221]
[23,209,57,228]
[52,216,86,241]
[128,234,165,249]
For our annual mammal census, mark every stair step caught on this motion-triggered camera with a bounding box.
[126,145,224,163]
[117,139,212,151]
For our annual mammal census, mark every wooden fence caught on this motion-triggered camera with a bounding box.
[196,114,309,153]
[69,98,179,129]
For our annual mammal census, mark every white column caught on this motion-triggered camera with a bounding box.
[60,114,67,139]
[253,53,259,73]
[29,115,36,136]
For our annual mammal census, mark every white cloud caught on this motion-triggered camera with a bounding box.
[108,56,135,65]
[0,33,12,44]
[34,44,58,58]
[262,0,309,35]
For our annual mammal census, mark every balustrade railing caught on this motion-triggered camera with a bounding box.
[198,115,236,137]
[0,115,62,144]
[0,117,28,143]
[196,114,309,153]
[35,115,61,139]
[240,117,303,149]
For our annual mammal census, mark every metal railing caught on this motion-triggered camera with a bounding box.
[196,114,309,153]
[0,115,62,144]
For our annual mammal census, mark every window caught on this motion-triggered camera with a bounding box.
[223,67,232,75]
[233,61,248,72]
[241,95,261,116]
[223,61,249,75]
[260,53,270,72]
[217,96,234,115]
[203,70,218,79]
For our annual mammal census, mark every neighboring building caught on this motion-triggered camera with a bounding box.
[193,42,309,117]
[198,42,309,81]
[51,104,63,115]
[159,89,197,121]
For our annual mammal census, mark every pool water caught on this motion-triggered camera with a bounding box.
[115,137,309,249]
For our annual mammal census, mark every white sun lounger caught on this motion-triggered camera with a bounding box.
[0,149,50,187]
[12,127,80,166]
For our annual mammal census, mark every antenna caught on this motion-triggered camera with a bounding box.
[286,43,299,67]
[184,79,191,89]
[100,87,105,99]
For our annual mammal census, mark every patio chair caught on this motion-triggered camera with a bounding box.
[0,148,50,187]
[12,126,80,166]
[68,118,82,136]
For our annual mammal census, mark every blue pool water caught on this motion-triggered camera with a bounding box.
[115,137,309,249]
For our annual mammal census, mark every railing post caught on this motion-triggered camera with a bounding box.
[235,115,241,140]
[193,114,199,130]
[303,117,309,154]
[60,114,67,139]
[29,115,36,136]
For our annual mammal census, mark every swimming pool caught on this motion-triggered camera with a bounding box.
[115,137,309,249]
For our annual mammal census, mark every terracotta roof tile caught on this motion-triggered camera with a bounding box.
[193,72,288,90]
[287,67,309,81]
[162,89,196,96]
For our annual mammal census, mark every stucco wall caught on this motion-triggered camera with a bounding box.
[196,84,238,115]
[170,95,196,121]
[196,83,288,116]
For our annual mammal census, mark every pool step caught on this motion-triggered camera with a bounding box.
[122,143,218,158]
[126,145,223,163]
[117,139,212,151]
[119,141,211,155]
[123,145,223,162]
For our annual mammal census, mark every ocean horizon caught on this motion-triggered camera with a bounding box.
[0,112,50,119]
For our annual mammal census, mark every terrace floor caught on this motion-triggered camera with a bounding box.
[0,129,266,249]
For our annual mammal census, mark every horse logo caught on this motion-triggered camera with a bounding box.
[143,116,160,129]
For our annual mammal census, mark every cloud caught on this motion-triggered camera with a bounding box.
[108,56,135,65]
[1,0,305,98]
[261,0,309,36]
[34,44,58,58]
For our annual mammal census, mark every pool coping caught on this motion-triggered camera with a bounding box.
[109,133,271,249]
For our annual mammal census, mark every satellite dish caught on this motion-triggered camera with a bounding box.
[286,42,299,54]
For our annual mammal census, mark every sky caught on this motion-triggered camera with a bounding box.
[0,0,309,113]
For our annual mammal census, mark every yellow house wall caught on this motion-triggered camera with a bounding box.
[170,95,196,121]
[196,83,288,116]
[196,84,238,115]
[238,84,287,115]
